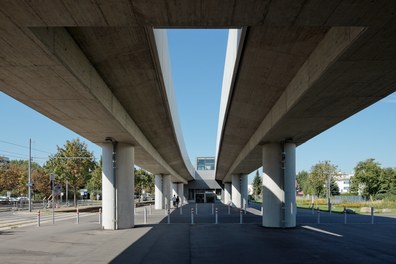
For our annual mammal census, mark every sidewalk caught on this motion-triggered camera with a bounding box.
[1,205,396,263]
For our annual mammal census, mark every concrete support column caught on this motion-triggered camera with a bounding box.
[163,175,172,210]
[177,183,184,204]
[231,175,242,208]
[102,142,134,230]
[241,174,248,208]
[262,143,296,228]
[224,183,231,205]
[155,175,163,210]
[284,143,296,227]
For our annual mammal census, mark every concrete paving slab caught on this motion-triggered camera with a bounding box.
[1,205,396,263]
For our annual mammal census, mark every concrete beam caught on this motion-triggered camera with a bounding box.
[30,27,188,184]
[221,26,365,182]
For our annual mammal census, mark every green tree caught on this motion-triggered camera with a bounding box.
[296,170,311,195]
[45,139,95,207]
[378,167,396,197]
[252,170,262,200]
[134,169,154,196]
[87,158,102,199]
[330,177,340,196]
[309,161,338,198]
[351,158,382,200]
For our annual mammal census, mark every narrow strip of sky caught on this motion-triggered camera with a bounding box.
[167,29,228,167]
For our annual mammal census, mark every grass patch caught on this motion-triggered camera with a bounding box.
[297,197,396,214]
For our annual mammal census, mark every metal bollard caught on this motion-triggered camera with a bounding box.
[317,208,320,224]
[191,208,194,224]
[99,208,102,225]
[37,210,40,227]
[167,208,170,224]
[371,207,374,224]
[212,203,214,215]
[195,203,198,215]
[240,210,243,224]
[228,203,230,215]
[76,207,80,224]
[344,207,347,224]
[215,208,218,224]
[144,207,147,224]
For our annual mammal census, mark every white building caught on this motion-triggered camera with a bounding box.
[248,184,253,195]
[335,173,353,194]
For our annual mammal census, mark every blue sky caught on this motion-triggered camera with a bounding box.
[1,29,396,184]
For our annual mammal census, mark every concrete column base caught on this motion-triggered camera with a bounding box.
[155,175,163,210]
[262,143,296,228]
[232,175,242,208]
[224,183,231,205]
[102,142,134,230]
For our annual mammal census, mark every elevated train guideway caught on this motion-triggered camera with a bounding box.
[1,1,396,229]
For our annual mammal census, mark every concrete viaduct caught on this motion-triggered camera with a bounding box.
[1,1,396,229]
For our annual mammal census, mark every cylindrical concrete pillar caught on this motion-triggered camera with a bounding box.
[102,143,134,230]
[115,143,134,229]
[163,175,172,210]
[262,143,296,228]
[262,143,282,228]
[102,143,115,230]
[241,174,248,209]
[155,175,163,210]
[284,143,296,227]
[232,175,241,208]
[224,183,231,205]
[177,183,184,205]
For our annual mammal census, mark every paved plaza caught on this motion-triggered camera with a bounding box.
[1,203,396,263]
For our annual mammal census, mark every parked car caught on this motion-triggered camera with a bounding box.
[141,193,154,202]
[17,197,29,203]
[0,196,11,204]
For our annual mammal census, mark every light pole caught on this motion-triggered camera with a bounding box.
[28,139,32,212]
[50,173,55,224]
[327,171,331,212]
[66,179,69,207]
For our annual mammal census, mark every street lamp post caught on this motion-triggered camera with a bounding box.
[327,173,331,212]
[66,179,68,207]
[50,173,55,224]
[28,139,32,212]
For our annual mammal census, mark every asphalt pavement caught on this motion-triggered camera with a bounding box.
[1,203,396,264]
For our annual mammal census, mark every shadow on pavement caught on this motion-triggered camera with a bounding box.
[109,205,396,264]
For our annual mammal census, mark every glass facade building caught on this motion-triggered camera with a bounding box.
[197,157,215,170]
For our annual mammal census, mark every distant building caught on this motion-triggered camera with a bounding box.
[335,173,353,194]
[196,157,215,171]
[248,184,253,195]
[184,157,222,203]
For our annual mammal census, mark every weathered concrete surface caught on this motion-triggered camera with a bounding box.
[0,1,395,182]
[216,6,396,181]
